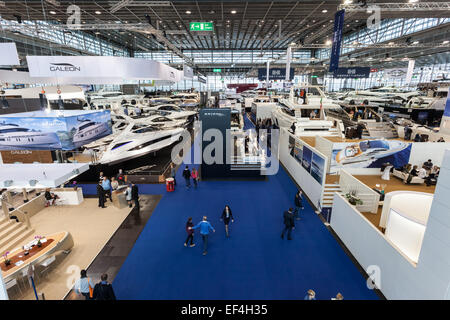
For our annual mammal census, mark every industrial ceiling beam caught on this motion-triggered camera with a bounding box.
[294,43,450,49]
[109,1,170,14]
[339,2,450,12]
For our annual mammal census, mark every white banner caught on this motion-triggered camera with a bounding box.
[26,56,184,84]
[405,59,415,84]
[183,65,194,79]
[266,60,270,84]
[0,43,20,66]
[285,46,292,81]
[383,68,407,79]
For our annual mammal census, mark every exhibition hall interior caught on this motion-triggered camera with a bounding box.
[0,0,449,302]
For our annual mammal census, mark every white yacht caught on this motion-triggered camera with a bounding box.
[72,119,110,146]
[0,123,60,149]
[142,104,197,121]
[98,125,185,165]
[273,85,344,137]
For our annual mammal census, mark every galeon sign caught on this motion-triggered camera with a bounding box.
[49,63,81,72]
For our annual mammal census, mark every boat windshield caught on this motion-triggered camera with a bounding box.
[0,127,29,134]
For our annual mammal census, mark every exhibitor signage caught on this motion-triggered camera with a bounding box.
[332,67,371,78]
[258,68,294,81]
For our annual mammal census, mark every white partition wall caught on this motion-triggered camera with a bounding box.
[278,128,327,209]
[315,136,334,173]
[339,169,380,213]
[330,149,450,299]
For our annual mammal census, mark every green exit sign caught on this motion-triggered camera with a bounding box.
[213,68,222,73]
[190,22,214,32]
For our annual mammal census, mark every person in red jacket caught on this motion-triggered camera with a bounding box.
[184,217,195,247]
[191,168,199,188]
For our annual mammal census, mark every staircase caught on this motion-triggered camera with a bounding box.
[363,121,399,139]
[321,183,343,208]
[0,216,34,256]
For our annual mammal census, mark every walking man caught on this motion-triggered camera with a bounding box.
[131,183,139,210]
[182,166,191,189]
[294,190,304,220]
[191,216,215,255]
[97,181,106,208]
[281,208,295,240]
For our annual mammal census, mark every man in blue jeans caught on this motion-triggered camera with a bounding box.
[191,216,215,255]
[294,190,304,220]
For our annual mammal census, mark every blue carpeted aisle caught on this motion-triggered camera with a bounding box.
[112,128,378,299]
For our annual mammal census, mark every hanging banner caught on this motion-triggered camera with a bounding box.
[332,67,371,78]
[383,68,408,79]
[266,60,270,84]
[285,46,292,81]
[439,88,450,134]
[26,56,184,84]
[258,68,295,81]
[405,60,415,84]
[0,43,20,66]
[329,9,345,73]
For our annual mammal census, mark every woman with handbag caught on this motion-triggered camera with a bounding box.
[75,269,95,300]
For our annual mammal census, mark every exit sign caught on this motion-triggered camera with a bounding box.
[213,68,222,72]
[190,22,214,32]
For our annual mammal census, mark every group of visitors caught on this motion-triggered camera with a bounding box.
[398,159,440,186]
[97,170,139,209]
[304,289,344,300]
[182,165,199,189]
[184,205,234,256]
[280,190,304,240]
[75,270,116,300]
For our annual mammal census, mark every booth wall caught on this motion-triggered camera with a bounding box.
[409,142,450,167]
[330,149,450,299]
[278,128,324,209]
[315,136,333,173]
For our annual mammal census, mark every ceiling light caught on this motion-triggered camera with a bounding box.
[326,40,332,45]
[408,0,418,3]
[49,10,56,15]
[443,40,449,44]
[413,40,419,44]
[322,9,328,13]
[290,42,296,46]
[95,10,101,15]
[231,10,237,14]
[388,42,394,45]
[355,20,359,22]
[186,10,191,14]
[344,0,353,4]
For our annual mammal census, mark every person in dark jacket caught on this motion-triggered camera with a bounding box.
[184,217,195,247]
[220,205,234,238]
[92,274,116,300]
[294,190,304,220]
[97,182,106,208]
[406,165,419,184]
[182,166,191,189]
[131,183,139,209]
[290,122,296,135]
[356,123,364,139]
[281,208,295,240]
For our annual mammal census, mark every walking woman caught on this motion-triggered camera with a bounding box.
[221,205,234,238]
[191,167,199,188]
[74,269,95,300]
[124,183,132,208]
[184,217,195,247]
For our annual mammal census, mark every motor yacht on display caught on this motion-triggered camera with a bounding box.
[98,124,185,165]
[142,104,197,121]
[0,123,61,149]
[273,85,344,137]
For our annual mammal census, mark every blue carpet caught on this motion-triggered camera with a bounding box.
[112,152,378,300]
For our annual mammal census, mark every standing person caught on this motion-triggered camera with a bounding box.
[304,289,316,300]
[116,169,125,185]
[191,216,215,255]
[191,167,199,188]
[124,183,132,208]
[255,120,260,141]
[74,269,95,300]
[99,171,104,183]
[184,217,195,247]
[294,190,304,220]
[131,183,139,209]
[170,163,177,186]
[92,274,116,300]
[182,166,191,189]
[220,205,234,238]
[281,208,295,240]
[290,122,296,135]
[97,181,106,208]
[102,176,112,202]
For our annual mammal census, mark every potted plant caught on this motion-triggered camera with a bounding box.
[3,251,11,266]
[345,192,363,206]
[35,235,43,248]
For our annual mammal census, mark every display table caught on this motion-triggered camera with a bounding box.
[52,187,84,205]
[1,231,74,281]
[112,186,128,209]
